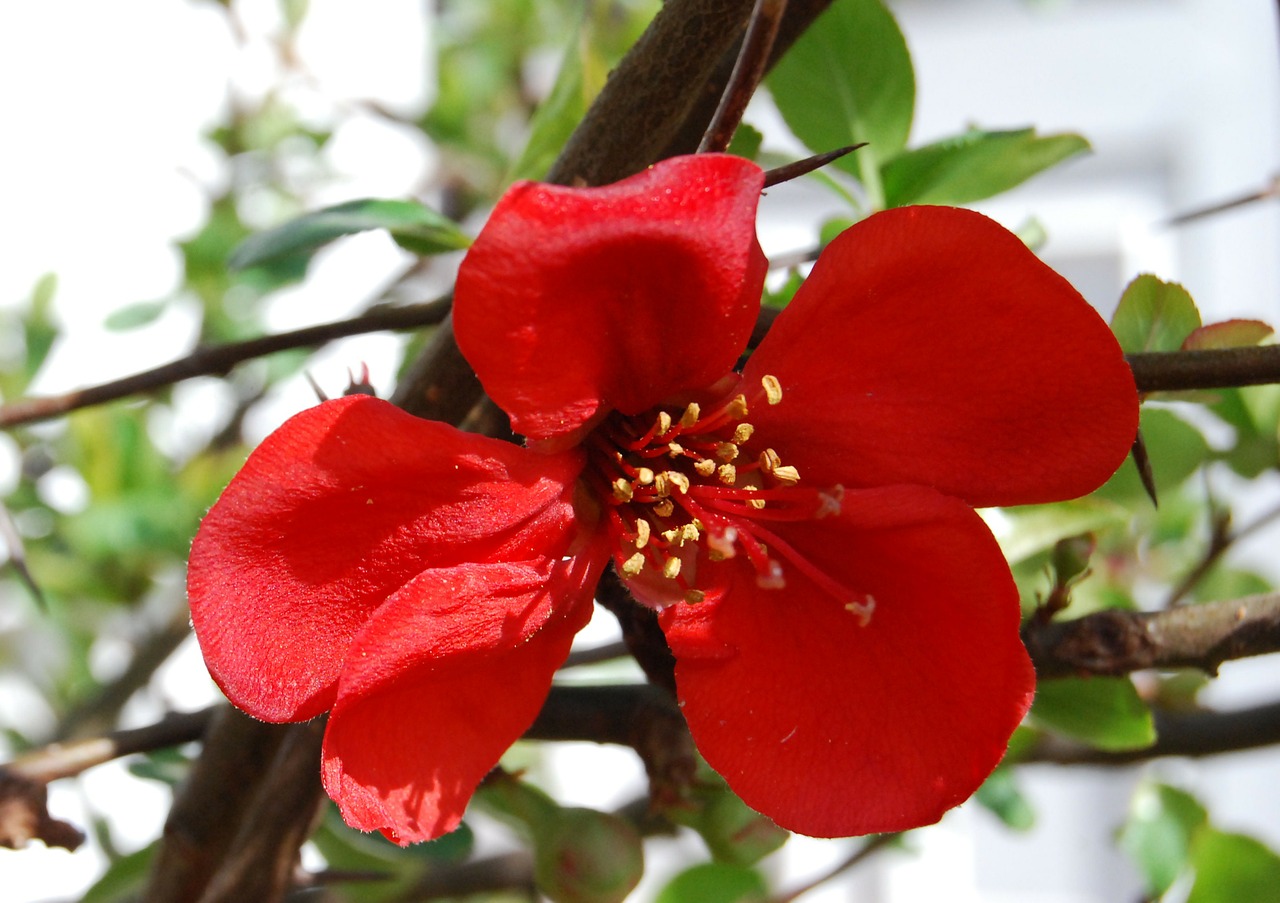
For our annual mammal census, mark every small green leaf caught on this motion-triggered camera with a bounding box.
[881,127,1089,207]
[727,123,764,161]
[104,300,168,331]
[1187,829,1280,903]
[80,841,158,903]
[1119,782,1207,896]
[975,768,1035,831]
[655,863,767,903]
[229,198,471,272]
[767,0,914,202]
[1031,676,1156,751]
[1181,318,1274,350]
[1110,274,1201,354]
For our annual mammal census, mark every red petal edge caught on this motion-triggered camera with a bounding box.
[744,205,1138,507]
[659,484,1034,837]
[188,395,586,723]
[321,551,606,844]
[455,154,767,443]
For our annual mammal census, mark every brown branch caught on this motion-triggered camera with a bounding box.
[0,299,450,429]
[1128,344,1280,392]
[144,707,292,903]
[698,0,787,153]
[1025,699,1280,765]
[770,833,899,903]
[6,707,215,785]
[1024,591,1280,680]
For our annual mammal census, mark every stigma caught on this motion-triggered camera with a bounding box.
[585,374,874,624]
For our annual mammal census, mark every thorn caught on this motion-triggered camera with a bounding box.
[304,372,329,403]
[0,501,46,610]
[1131,432,1158,508]
[763,144,867,188]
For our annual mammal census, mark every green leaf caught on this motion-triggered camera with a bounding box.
[1187,829,1280,903]
[506,25,607,183]
[1181,319,1273,350]
[996,498,1130,566]
[727,123,764,161]
[104,300,168,331]
[80,841,158,903]
[767,0,914,203]
[881,127,1089,207]
[1119,782,1207,896]
[21,272,59,388]
[1110,274,1201,354]
[1031,676,1156,751]
[655,863,768,903]
[975,768,1035,831]
[229,198,472,273]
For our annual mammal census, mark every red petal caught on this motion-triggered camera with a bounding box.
[659,485,1034,837]
[321,553,605,844]
[455,154,767,443]
[188,395,587,723]
[744,206,1137,507]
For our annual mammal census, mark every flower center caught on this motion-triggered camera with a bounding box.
[585,375,875,624]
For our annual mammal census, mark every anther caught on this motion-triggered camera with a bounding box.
[762,374,783,405]
[664,471,691,495]
[679,403,700,428]
[667,442,685,457]
[655,411,672,436]
[707,526,738,559]
[717,463,737,486]
[845,596,876,626]
[612,478,634,502]
[684,589,706,604]
[694,459,717,477]
[772,465,801,486]
[759,448,782,473]
[636,467,655,485]
[714,442,739,462]
[621,552,646,577]
[732,423,754,443]
[634,518,651,548]
[663,556,682,579]
[655,499,675,518]
[726,394,748,419]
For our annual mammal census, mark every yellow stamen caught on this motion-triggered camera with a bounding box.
[717,463,737,485]
[679,403,700,428]
[663,556,682,579]
[694,459,717,477]
[621,552,646,577]
[761,374,783,405]
[634,518,651,548]
[612,478,633,502]
[732,423,754,443]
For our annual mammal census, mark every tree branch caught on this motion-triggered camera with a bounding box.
[1024,591,1280,679]
[0,299,450,429]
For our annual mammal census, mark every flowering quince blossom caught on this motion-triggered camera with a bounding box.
[188,154,1138,845]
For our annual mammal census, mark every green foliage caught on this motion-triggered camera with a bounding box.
[975,767,1036,831]
[655,862,768,903]
[1095,408,1211,503]
[1187,828,1280,903]
[663,764,789,866]
[1119,782,1208,896]
[1030,677,1156,751]
[79,841,159,903]
[1111,274,1202,355]
[228,198,472,278]
[768,0,914,203]
[881,127,1090,207]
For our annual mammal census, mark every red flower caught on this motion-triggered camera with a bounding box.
[188,155,1137,845]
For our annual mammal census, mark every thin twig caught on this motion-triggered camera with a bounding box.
[769,833,899,903]
[1165,502,1280,607]
[1127,345,1280,392]
[763,144,863,188]
[698,0,788,153]
[0,299,450,429]
[1165,174,1280,225]
[1023,590,1280,679]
